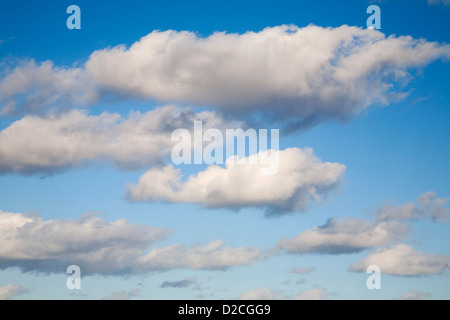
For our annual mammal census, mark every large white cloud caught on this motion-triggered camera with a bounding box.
[278,217,409,254]
[85,25,450,130]
[126,148,346,215]
[0,210,261,274]
[2,25,449,131]
[348,244,448,276]
[0,105,229,174]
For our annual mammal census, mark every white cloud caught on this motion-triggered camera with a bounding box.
[135,239,261,271]
[0,210,261,274]
[294,288,328,300]
[127,148,345,215]
[0,105,228,174]
[2,25,449,131]
[348,244,448,276]
[0,284,29,300]
[0,60,96,116]
[0,210,170,274]
[290,266,316,275]
[85,25,450,130]
[376,191,449,222]
[239,288,277,300]
[278,217,408,254]
[395,290,430,300]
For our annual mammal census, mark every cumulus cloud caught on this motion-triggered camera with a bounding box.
[0,105,229,174]
[0,60,96,116]
[2,25,449,131]
[278,217,409,254]
[85,25,450,131]
[127,147,346,215]
[102,289,140,300]
[0,210,170,274]
[0,210,260,274]
[135,239,261,271]
[239,288,277,300]
[376,191,449,222]
[290,266,316,275]
[294,287,329,300]
[348,244,448,276]
[160,278,197,288]
[0,284,29,300]
[395,290,430,300]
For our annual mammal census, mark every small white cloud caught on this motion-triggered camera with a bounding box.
[395,290,430,300]
[348,244,448,276]
[294,288,329,300]
[290,266,316,275]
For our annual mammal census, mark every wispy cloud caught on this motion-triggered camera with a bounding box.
[160,278,197,288]
[102,289,140,300]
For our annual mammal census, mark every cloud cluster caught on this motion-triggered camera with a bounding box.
[127,148,346,215]
[277,191,450,277]
[348,244,448,276]
[290,266,316,275]
[0,105,229,174]
[278,191,449,254]
[0,210,261,274]
[2,25,449,131]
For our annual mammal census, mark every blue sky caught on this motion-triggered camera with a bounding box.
[0,0,449,300]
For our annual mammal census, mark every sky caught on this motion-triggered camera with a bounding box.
[0,0,449,300]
